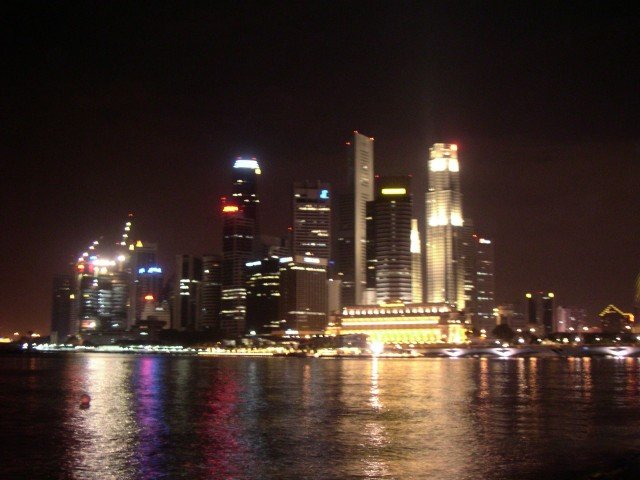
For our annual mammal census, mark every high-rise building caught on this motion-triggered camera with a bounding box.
[410,219,423,304]
[425,143,465,309]
[293,181,331,259]
[172,255,202,331]
[524,291,555,335]
[475,237,495,328]
[231,157,261,222]
[366,176,413,304]
[199,254,222,331]
[245,257,282,334]
[220,196,255,338]
[463,232,496,332]
[526,292,537,325]
[129,242,160,325]
[133,265,164,323]
[542,292,554,335]
[51,274,74,343]
[336,132,374,306]
[279,256,328,334]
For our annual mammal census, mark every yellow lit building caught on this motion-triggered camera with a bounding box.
[329,302,467,345]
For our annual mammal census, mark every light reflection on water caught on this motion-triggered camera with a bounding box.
[2,355,640,479]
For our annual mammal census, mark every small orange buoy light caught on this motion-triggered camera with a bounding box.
[79,393,91,409]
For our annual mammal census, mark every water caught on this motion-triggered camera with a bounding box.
[1,354,640,479]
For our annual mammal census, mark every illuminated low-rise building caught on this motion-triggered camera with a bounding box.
[331,302,467,345]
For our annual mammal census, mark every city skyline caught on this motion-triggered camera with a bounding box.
[3,3,639,335]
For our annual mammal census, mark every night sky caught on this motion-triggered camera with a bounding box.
[2,2,639,335]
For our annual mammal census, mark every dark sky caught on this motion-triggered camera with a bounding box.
[2,2,639,335]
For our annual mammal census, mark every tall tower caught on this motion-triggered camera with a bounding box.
[172,255,202,331]
[366,176,413,304]
[231,157,261,222]
[51,274,74,343]
[425,143,465,309]
[336,132,374,306]
[410,219,423,303]
[199,254,222,331]
[293,181,331,259]
[220,196,255,338]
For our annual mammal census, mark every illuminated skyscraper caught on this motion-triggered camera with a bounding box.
[199,254,222,331]
[245,257,282,334]
[172,255,202,331]
[411,219,423,303]
[220,196,255,337]
[279,256,328,334]
[425,143,465,309]
[232,157,261,244]
[366,176,413,304]
[336,132,374,306]
[293,181,331,259]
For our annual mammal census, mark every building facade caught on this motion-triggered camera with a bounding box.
[199,254,222,331]
[51,274,74,343]
[425,143,465,309]
[336,132,374,306]
[245,257,282,334]
[278,256,328,334]
[293,181,331,259]
[172,254,202,331]
[366,176,413,304]
[333,302,466,346]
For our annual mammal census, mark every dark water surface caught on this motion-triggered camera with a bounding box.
[1,354,640,479]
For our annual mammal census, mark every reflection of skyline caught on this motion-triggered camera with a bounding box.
[70,354,139,479]
[133,356,168,479]
[7,356,640,479]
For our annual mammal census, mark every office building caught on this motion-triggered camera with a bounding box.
[524,291,555,335]
[133,265,164,323]
[542,292,554,335]
[366,175,413,304]
[293,181,331,259]
[411,219,423,304]
[51,274,74,343]
[463,233,496,332]
[231,157,261,222]
[555,306,588,333]
[172,255,202,331]
[425,143,465,309]
[278,256,328,334]
[220,197,255,337]
[245,257,282,334]
[199,254,222,331]
[336,132,374,306]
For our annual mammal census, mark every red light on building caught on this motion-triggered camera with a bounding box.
[222,205,239,214]
[144,295,154,301]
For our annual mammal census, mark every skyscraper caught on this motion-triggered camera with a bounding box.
[231,157,261,222]
[199,254,222,331]
[245,256,282,334]
[293,181,331,259]
[172,254,202,331]
[425,143,465,309]
[220,196,255,338]
[51,274,73,343]
[336,132,374,306]
[366,175,413,304]
[279,256,328,334]
[410,219,423,304]
[475,237,495,326]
